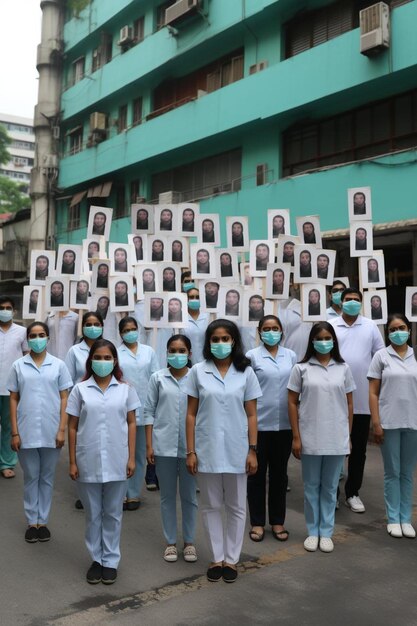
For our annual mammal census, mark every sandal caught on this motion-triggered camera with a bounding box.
[249,528,265,542]
[272,528,289,542]
[1,469,15,479]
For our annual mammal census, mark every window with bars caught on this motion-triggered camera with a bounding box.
[67,203,81,231]
[114,184,128,219]
[132,97,143,126]
[118,105,128,133]
[72,57,85,84]
[69,128,83,155]
[282,88,417,177]
[91,32,112,73]
[156,1,176,30]
[134,16,145,42]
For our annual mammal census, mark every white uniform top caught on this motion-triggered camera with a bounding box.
[0,323,28,395]
[246,344,297,431]
[46,311,79,360]
[143,368,190,457]
[240,326,258,353]
[287,357,356,455]
[278,299,312,361]
[330,315,385,414]
[184,360,262,473]
[326,306,340,320]
[7,353,72,449]
[65,340,91,385]
[180,313,209,364]
[367,346,417,430]
[66,376,140,483]
[117,343,159,425]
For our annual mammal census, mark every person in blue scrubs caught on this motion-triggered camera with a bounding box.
[65,311,104,385]
[288,322,355,554]
[246,315,297,542]
[117,316,159,510]
[8,322,72,543]
[180,287,209,365]
[67,339,139,585]
[185,319,262,583]
[145,335,198,563]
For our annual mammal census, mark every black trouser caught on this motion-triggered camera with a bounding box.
[247,430,292,527]
[344,414,371,499]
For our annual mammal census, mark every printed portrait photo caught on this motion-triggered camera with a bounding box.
[249,240,275,277]
[45,276,70,312]
[301,284,327,322]
[239,263,262,290]
[91,260,110,291]
[92,292,110,320]
[296,215,322,248]
[190,243,216,279]
[350,221,374,258]
[128,234,148,263]
[405,287,417,322]
[56,244,82,279]
[196,213,221,247]
[241,292,274,327]
[166,236,190,267]
[266,263,291,300]
[218,286,243,320]
[131,204,154,235]
[348,186,372,221]
[226,216,249,252]
[275,235,301,268]
[293,245,318,283]
[359,252,386,289]
[30,250,56,286]
[177,203,200,237]
[147,235,168,263]
[153,205,178,236]
[363,290,387,325]
[70,278,91,309]
[109,276,135,313]
[144,293,168,327]
[134,263,159,301]
[158,262,181,293]
[215,249,239,284]
[200,280,221,313]
[167,293,188,327]
[22,285,43,320]
[82,237,106,273]
[312,249,336,285]
[109,243,133,275]
[267,209,290,240]
[87,206,113,240]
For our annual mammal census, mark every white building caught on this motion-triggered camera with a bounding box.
[0,113,35,195]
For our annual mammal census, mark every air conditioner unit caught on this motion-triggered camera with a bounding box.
[52,126,60,139]
[90,112,107,131]
[165,0,199,26]
[249,61,268,75]
[158,191,181,204]
[118,25,133,45]
[360,2,390,56]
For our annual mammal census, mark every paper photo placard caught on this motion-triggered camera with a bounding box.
[276,234,301,268]
[405,287,417,322]
[239,262,262,290]
[266,263,291,300]
[92,292,110,320]
[131,204,154,235]
[87,206,113,240]
[154,204,178,236]
[350,221,373,258]
[200,280,221,313]
[134,263,159,301]
[22,285,43,320]
[348,187,372,222]
[147,235,168,263]
[158,262,182,293]
[82,237,106,273]
[30,250,56,286]
[293,245,318,283]
[301,284,327,322]
[144,293,168,327]
[56,244,82,279]
[128,234,148,263]
[249,240,275,277]
[217,286,243,320]
[45,276,70,312]
[109,276,135,313]
[267,209,291,240]
[167,293,188,327]
[70,278,91,309]
[166,236,190,267]
[177,203,200,237]
[91,260,110,291]
[109,242,134,275]
[226,216,249,252]
[196,213,221,247]
[216,249,239,284]
[359,252,385,289]
[296,215,322,248]
[313,249,336,285]
[190,243,216,279]
[241,291,274,327]
[363,289,387,325]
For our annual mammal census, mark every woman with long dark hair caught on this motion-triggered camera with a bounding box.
[65,312,104,385]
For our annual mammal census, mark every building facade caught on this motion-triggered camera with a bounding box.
[0,113,35,195]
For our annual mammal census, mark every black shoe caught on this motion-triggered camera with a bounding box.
[126,500,141,511]
[86,561,102,584]
[222,566,238,583]
[75,499,84,510]
[25,527,38,543]
[206,565,223,582]
[37,526,51,542]
[102,567,117,584]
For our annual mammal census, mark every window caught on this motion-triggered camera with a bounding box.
[11,140,35,150]
[68,203,81,231]
[156,1,176,30]
[91,32,112,73]
[118,105,128,133]
[130,179,140,204]
[13,157,28,167]
[115,184,127,219]
[134,16,145,42]
[132,97,143,126]
[92,48,101,73]
[4,122,32,133]
[72,57,85,84]
[68,127,83,155]
[282,88,417,176]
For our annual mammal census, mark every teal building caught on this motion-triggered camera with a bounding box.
[56,0,417,309]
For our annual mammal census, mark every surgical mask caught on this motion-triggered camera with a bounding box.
[167,354,188,369]
[0,309,13,323]
[313,340,334,355]
[188,299,200,311]
[331,292,342,306]
[342,300,362,316]
[210,342,233,359]
[28,337,48,353]
[389,330,409,346]
[183,282,196,292]
[261,331,282,346]
[92,359,114,377]
[83,325,103,340]
[123,330,138,344]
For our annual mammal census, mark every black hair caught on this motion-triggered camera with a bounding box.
[167,333,192,368]
[300,249,311,259]
[0,295,15,308]
[82,311,104,327]
[27,321,49,338]
[202,319,250,371]
[300,321,344,364]
[341,287,363,302]
[327,279,347,294]
[63,249,75,257]
[303,221,314,229]
[119,315,138,334]
[309,289,320,300]
[385,313,412,347]
[181,270,192,281]
[257,315,284,339]
[249,294,263,303]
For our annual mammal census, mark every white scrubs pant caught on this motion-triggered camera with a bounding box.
[198,473,247,565]
[126,426,146,501]
[77,480,126,568]
[18,447,60,526]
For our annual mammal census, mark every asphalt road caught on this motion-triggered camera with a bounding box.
[1,443,416,626]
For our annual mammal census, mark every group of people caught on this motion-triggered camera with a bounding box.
[1,273,417,587]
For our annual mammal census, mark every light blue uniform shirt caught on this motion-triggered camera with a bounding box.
[246,344,297,431]
[143,368,190,457]
[65,340,91,385]
[180,313,209,364]
[117,343,159,425]
[7,353,72,449]
[184,360,262,474]
[66,376,140,483]
[326,306,340,320]
[0,322,28,395]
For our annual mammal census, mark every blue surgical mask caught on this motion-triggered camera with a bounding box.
[28,337,48,353]
[91,359,114,377]
[183,282,196,292]
[342,300,362,316]
[0,309,13,323]
[123,330,138,344]
[261,331,282,346]
[167,354,189,369]
[83,325,103,340]
[313,339,334,355]
[331,292,342,306]
[210,342,233,359]
[389,330,409,346]
[188,299,200,311]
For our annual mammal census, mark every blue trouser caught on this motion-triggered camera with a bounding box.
[126,425,146,500]
[18,447,60,526]
[301,454,344,538]
[155,456,197,545]
[77,480,126,568]
[380,428,417,524]
[0,395,17,470]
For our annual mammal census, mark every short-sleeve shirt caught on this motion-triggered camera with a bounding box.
[367,346,417,430]
[143,368,190,457]
[180,313,209,364]
[117,343,159,425]
[0,323,28,396]
[330,315,384,414]
[7,353,72,448]
[287,357,356,455]
[46,311,79,360]
[184,360,262,473]
[246,344,297,431]
[278,299,312,361]
[65,340,90,385]
[66,377,140,483]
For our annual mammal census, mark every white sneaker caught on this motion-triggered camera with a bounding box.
[183,545,198,562]
[304,536,319,552]
[401,523,416,538]
[387,524,402,538]
[346,496,365,513]
[319,537,334,553]
[164,545,178,562]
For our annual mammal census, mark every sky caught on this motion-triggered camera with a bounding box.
[0,1,42,120]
